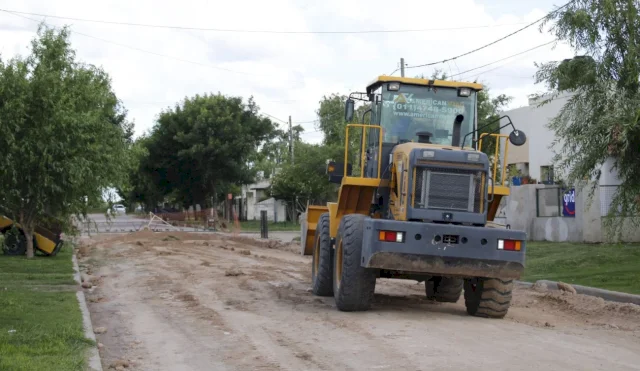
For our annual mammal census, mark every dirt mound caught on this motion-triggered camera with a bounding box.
[512,287,640,331]
[224,235,299,253]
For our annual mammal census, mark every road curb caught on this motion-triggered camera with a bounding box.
[72,254,103,371]
[516,279,640,306]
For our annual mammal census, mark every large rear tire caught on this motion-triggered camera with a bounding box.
[464,277,513,318]
[425,276,463,303]
[333,214,376,312]
[311,213,333,296]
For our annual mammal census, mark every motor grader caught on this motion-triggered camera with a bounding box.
[300,75,527,318]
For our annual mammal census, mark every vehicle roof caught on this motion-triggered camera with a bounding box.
[366,75,484,94]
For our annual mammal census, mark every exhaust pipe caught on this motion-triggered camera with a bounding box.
[452,114,464,147]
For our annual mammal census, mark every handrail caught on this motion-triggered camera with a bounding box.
[478,133,510,187]
[344,124,383,179]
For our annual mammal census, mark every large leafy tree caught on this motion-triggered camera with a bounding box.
[117,135,164,211]
[269,141,343,211]
[251,125,303,180]
[144,93,276,208]
[0,24,132,257]
[534,0,640,218]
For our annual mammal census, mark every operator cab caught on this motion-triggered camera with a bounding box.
[345,76,481,149]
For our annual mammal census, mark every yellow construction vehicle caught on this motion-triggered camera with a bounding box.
[0,214,64,256]
[301,75,527,318]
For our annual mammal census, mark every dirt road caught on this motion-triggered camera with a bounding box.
[78,231,640,371]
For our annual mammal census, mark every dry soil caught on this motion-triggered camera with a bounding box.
[77,231,640,371]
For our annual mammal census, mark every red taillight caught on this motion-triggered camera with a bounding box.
[385,231,397,242]
[498,239,521,251]
[378,230,404,243]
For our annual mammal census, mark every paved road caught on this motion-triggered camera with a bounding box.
[79,214,300,244]
[77,213,207,234]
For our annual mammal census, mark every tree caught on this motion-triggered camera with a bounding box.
[251,125,303,180]
[316,94,369,175]
[117,135,164,211]
[0,24,131,258]
[534,0,640,219]
[269,141,343,214]
[144,93,276,209]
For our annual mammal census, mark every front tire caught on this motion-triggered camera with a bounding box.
[464,278,513,318]
[333,214,376,311]
[311,213,333,296]
[425,276,463,303]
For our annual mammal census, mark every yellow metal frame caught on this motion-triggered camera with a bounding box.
[368,75,484,92]
[302,123,386,254]
[477,133,512,220]
[478,133,511,188]
[343,124,383,178]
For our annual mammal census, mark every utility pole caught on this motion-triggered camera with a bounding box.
[289,115,295,224]
[289,115,294,163]
[400,57,405,77]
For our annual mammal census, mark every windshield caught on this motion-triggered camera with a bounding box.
[380,84,476,145]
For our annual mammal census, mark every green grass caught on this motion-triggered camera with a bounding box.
[239,220,301,232]
[0,244,92,371]
[523,242,640,294]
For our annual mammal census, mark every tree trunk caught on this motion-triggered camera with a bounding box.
[18,209,35,258]
[24,224,35,259]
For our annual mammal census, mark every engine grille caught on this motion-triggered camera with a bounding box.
[414,166,484,213]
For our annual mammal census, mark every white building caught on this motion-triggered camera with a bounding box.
[499,91,573,183]
[496,90,630,241]
[237,178,287,222]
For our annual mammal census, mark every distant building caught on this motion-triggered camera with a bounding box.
[235,173,287,222]
[494,91,634,242]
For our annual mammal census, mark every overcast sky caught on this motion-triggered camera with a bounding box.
[0,0,574,144]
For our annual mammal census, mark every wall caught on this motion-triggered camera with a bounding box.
[503,183,614,242]
[254,198,287,222]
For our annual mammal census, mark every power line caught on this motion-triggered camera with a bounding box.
[405,0,574,69]
[2,10,305,82]
[0,8,528,34]
[447,40,556,79]
[293,111,344,124]
[261,112,287,123]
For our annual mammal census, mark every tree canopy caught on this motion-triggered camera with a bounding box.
[269,141,342,208]
[534,0,640,217]
[0,24,132,257]
[142,93,276,208]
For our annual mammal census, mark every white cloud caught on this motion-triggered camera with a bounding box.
[0,0,575,143]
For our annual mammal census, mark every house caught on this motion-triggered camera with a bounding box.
[235,175,287,222]
[493,91,636,242]
[499,91,573,183]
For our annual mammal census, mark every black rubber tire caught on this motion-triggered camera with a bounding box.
[425,276,463,303]
[2,227,27,256]
[464,277,513,318]
[311,213,333,296]
[333,214,377,312]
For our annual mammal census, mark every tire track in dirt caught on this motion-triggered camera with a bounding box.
[81,232,640,371]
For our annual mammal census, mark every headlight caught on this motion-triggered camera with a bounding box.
[458,87,472,97]
[422,150,435,158]
[388,82,400,91]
